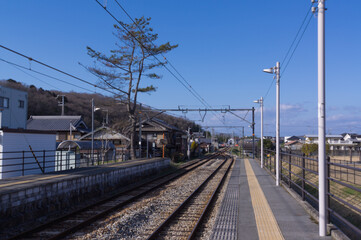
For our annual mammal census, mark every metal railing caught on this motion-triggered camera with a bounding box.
[0,149,130,179]
[260,149,361,239]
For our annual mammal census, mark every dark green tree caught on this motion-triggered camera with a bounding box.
[258,138,274,150]
[86,17,177,159]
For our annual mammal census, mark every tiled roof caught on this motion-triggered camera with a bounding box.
[79,126,130,141]
[27,115,88,132]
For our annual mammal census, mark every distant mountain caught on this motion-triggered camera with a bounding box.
[0,79,200,133]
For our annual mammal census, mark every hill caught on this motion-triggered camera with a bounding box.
[0,79,201,133]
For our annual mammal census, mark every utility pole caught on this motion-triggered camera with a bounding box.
[315,0,327,236]
[254,97,264,168]
[57,95,65,116]
[252,107,255,160]
[263,61,280,186]
[139,104,142,159]
[187,127,191,160]
[260,97,264,168]
[242,126,244,158]
[276,61,280,186]
[91,98,94,165]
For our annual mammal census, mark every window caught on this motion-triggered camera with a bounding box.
[19,100,24,108]
[0,97,9,108]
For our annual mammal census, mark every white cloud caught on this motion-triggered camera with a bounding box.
[280,104,305,112]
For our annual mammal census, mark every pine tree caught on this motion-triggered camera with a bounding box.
[86,17,177,159]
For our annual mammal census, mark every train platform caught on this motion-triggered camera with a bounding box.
[0,157,170,230]
[212,157,331,240]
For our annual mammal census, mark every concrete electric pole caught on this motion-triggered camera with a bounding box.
[57,95,65,116]
[263,61,280,186]
[315,0,327,236]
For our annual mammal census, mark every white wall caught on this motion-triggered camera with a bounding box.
[0,131,56,179]
[0,86,27,129]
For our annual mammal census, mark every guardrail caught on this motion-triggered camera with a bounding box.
[260,149,361,239]
[0,149,130,179]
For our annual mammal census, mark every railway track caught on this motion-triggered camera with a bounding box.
[146,156,233,240]
[8,150,229,240]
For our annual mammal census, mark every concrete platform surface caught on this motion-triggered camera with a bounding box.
[212,158,331,240]
[0,158,167,193]
[0,157,170,230]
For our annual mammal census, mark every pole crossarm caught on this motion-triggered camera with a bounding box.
[203,126,245,128]
[140,107,253,125]
[139,108,253,112]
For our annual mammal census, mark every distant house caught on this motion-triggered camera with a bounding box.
[0,85,28,129]
[78,126,130,151]
[56,140,116,170]
[305,135,343,144]
[304,134,356,151]
[284,136,301,143]
[136,118,187,157]
[284,140,303,151]
[27,115,89,142]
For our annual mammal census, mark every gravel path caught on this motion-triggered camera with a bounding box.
[69,158,225,240]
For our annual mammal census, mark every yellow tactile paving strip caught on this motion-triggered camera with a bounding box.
[245,159,284,240]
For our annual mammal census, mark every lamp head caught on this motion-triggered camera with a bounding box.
[94,107,101,112]
[253,100,259,103]
[263,68,274,74]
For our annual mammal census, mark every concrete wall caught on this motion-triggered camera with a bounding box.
[0,131,56,179]
[0,158,170,230]
[0,86,27,129]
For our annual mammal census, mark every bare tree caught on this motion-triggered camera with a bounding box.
[86,17,177,159]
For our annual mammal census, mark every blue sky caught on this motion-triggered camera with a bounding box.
[0,0,360,137]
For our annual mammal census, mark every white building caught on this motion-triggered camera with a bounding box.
[0,85,27,129]
[0,129,56,179]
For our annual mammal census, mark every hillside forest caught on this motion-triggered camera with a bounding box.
[0,79,202,133]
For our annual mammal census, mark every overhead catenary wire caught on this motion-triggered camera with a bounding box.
[0,58,61,91]
[0,58,92,92]
[96,0,234,126]
[262,3,315,101]
[0,44,118,96]
[281,13,313,77]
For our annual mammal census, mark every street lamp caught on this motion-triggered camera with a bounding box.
[263,61,280,186]
[92,104,102,165]
[254,97,264,168]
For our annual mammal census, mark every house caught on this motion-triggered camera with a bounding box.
[284,140,303,151]
[79,126,129,149]
[27,115,89,141]
[284,136,301,143]
[304,134,355,151]
[0,85,28,129]
[136,118,187,157]
[304,135,343,144]
[56,140,116,170]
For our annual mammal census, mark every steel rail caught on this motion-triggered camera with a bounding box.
[7,151,228,240]
[188,158,234,240]
[146,156,232,240]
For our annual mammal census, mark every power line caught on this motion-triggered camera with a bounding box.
[0,44,118,96]
[262,3,314,101]
[0,58,61,91]
[281,3,313,69]
[95,0,230,125]
[281,13,313,76]
[113,0,211,108]
[0,58,93,93]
